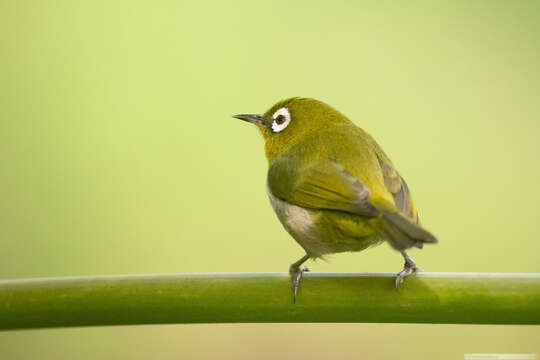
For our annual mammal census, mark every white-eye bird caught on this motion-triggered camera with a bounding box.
[234,97,437,300]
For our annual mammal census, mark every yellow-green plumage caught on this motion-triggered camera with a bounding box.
[234,97,437,295]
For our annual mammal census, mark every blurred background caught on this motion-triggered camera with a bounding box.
[1,0,539,358]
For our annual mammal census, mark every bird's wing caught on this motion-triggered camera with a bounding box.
[268,155,437,249]
[374,150,419,222]
[267,157,380,217]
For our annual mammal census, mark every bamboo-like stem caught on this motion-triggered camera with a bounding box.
[1,272,539,330]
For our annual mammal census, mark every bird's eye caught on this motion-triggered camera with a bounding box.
[271,107,291,133]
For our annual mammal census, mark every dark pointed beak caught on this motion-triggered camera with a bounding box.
[232,113,268,127]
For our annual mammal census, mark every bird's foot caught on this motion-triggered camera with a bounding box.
[395,255,422,289]
[289,264,310,303]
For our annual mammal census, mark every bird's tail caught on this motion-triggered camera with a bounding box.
[374,211,438,250]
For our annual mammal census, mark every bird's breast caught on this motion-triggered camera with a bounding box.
[267,185,337,257]
[267,186,314,236]
[266,185,382,258]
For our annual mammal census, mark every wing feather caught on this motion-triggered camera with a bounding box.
[267,157,379,217]
[375,151,419,222]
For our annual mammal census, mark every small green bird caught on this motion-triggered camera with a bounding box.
[233,97,437,299]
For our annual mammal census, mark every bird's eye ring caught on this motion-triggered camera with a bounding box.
[271,107,291,133]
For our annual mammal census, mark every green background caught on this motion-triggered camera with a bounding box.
[1,0,539,358]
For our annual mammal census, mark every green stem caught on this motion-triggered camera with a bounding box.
[1,272,539,330]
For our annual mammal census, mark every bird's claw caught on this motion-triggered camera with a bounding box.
[290,265,310,302]
[395,259,422,290]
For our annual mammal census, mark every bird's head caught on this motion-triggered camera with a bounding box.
[233,97,350,162]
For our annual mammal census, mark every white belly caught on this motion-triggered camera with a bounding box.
[267,186,331,257]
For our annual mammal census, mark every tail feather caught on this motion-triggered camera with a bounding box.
[377,211,438,250]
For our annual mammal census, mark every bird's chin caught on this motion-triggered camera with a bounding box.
[258,125,272,139]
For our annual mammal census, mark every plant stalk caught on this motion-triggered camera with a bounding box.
[1,272,539,330]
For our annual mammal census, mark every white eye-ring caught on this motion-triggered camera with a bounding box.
[271,107,291,133]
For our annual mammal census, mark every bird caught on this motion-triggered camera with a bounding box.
[233,97,437,301]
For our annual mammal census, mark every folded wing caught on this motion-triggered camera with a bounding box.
[267,156,437,250]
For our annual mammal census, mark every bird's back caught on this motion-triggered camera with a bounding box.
[281,122,416,219]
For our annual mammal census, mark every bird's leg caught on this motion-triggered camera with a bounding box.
[395,251,423,289]
[289,254,310,302]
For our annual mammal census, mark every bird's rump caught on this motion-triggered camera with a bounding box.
[374,148,419,222]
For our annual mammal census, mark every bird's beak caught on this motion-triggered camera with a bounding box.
[232,114,269,127]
